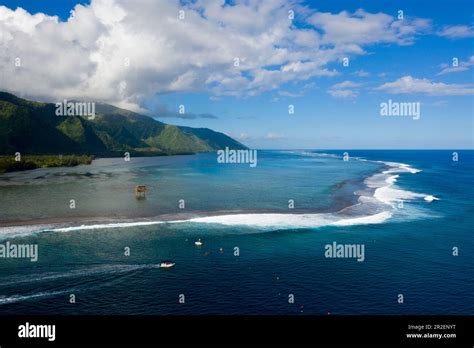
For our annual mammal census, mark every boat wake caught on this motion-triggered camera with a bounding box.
[0,263,163,305]
[0,290,71,305]
[0,264,162,287]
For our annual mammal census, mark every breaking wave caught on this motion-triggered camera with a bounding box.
[0,152,438,235]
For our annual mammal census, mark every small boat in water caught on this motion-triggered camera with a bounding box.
[195,238,203,246]
[160,261,175,268]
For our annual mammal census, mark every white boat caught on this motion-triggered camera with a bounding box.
[160,261,175,268]
[195,239,203,246]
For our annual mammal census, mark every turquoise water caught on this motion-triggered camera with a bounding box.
[0,151,380,223]
[0,150,472,314]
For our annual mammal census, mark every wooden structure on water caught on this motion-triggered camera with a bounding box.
[135,185,147,198]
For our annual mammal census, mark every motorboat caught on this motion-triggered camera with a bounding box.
[160,261,175,268]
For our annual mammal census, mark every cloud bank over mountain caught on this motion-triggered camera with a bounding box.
[0,0,433,111]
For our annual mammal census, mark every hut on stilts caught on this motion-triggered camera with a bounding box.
[135,185,147,198]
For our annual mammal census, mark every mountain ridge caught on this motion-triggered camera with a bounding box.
[0,92,246,156]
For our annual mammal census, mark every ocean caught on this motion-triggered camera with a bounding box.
[0,150,472,315]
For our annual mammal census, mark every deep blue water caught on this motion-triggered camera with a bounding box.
[0,150,472,315]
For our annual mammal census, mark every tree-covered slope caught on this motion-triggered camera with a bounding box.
[0,92,247,156]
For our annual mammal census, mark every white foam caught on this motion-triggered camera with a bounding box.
[0,224,55,240]
[188,213,335,228]
[377,161,422,174]
[374,186,426,204]
[331,211,393,226]
[50,220,172,232]
[14,210,396,233]
[424,195,439,202]
[286,150,341,159]
[188,211,392,229]
[0,221,171,239]
[365,161,438,206]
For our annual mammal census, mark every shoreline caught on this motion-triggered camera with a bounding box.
[0,155,94,174]
[0,152,215,174]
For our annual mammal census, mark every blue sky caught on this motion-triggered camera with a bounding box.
[0,0,473,149]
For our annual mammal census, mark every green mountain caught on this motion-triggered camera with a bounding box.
[0,92,246,156]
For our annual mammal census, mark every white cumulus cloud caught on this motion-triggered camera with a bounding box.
[0,1,434,111]
[438,56,474,75]
[328,80,361,98]
[377,76,474,96]
[437,25,474,39]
